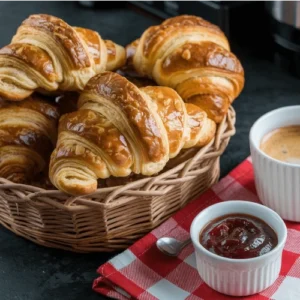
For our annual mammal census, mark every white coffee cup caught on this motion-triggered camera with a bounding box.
[190,200,287,296]
[250,106,300,221]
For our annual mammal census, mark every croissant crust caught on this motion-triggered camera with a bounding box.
[128,14,244,123]
[0,94,59,183]
[49,72,216,195]
[0,14,126,101]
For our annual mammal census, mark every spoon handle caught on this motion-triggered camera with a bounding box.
[181,238,191,249]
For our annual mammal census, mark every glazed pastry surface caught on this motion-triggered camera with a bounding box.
[50,72,216,195]
[0,14,126,101]
[128,15,244,123]
[0,94,59,183]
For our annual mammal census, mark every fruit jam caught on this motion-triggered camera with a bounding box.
[200,214,278,259]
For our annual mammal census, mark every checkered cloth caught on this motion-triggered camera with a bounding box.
[93,157,300,300]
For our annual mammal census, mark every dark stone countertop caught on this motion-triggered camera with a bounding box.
[0,2,300,300]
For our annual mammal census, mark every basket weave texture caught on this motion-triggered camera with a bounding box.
[0,107,236,252]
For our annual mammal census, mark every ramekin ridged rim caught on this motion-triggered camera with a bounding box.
[249,105,300,168]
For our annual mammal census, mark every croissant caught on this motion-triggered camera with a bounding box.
[0,94,59,183]
[127,15,244,123]
[0,14,126,101]
[49,71,216,195]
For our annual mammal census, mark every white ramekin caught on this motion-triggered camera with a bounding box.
[250,106,300,221]
[190,200,287,297]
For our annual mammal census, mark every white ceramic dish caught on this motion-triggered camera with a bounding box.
[190,200,287,296]
[250,105,300,221]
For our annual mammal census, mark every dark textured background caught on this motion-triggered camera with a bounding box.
[0,2,299,300]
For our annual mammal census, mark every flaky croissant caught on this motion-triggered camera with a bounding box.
[49,71,216,195]
[127,15,244,123]
[0,14,126,101]
[0,94,59,183]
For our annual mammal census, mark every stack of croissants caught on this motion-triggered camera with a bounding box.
[0,14,244,196]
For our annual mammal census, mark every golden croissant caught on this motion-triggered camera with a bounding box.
[127,15,245,123]
[0,95,59,183]
[49,71,216,195]
[0,14,126,101]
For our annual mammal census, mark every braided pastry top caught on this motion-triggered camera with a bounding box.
[49,71,216,195]
[128,15,244,123]
[0,14,126,101]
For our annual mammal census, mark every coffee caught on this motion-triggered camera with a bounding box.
[260,125,300,164]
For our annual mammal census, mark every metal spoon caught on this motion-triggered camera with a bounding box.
[156,237,191,256]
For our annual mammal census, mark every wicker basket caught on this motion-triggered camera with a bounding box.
[0,107,236,252]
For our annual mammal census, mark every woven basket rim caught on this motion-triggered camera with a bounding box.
[0,107,236,253]
[0,106,236,210]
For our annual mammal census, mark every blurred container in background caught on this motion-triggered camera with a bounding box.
[266,1,300,78]
[128,0,266,45]
[78,1,128,8]
[77,0,268,52]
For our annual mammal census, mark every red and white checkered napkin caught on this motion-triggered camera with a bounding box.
[93,157,300,300]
